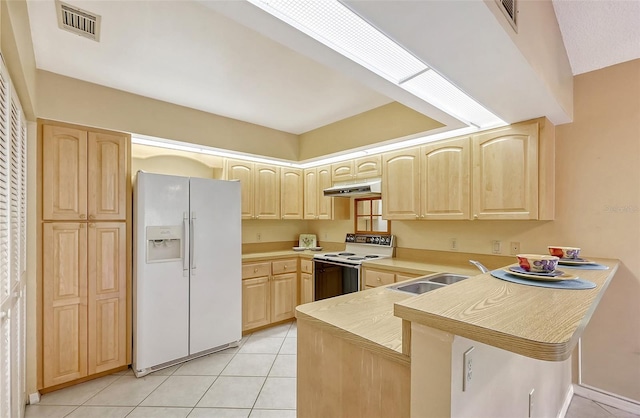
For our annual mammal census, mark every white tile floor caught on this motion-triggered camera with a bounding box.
[26,322,298,418]
[25,319,639,418]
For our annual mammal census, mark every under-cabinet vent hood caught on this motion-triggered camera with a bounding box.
[323,179,382,198]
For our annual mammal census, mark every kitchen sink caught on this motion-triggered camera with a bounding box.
[388,273,469,295]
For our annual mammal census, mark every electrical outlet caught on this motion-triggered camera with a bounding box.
[463,346,474,391]
[510,241,520,255]
[492,240,502,254]
[324,232,328,240]
[450,238,458,251]
[529,389,535,417]
[256,233,262,242]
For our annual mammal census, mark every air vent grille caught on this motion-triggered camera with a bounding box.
[496,0,518,32]
[55,0,101,41]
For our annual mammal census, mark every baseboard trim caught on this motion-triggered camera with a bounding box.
[573,384,640,414]
[28,391,40,405]
[557,385,574,418]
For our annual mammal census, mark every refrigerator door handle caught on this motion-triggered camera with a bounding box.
[183,212,189,277]
[190,212,197,274]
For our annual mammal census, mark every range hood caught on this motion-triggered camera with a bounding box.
[323,179,382,198]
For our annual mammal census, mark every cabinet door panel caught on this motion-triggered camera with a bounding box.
[303,169,317,220]
[473,123,538,219]
[331,161,354,182]
[271,273,297,322]
[254,164,280,219]
[421,137,471,220]
[300,273,314,305]
[281,168,303,219]
[42,223,88,387]
[42,126,87,221]
[87,132,128,220]
[355,155,382,179]
[87,223,127,374]
[316,166,333,220]
[382,149,420,220]
[242,277,270,331]
[226,159,254,219]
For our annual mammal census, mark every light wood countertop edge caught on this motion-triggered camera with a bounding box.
[394,261,619,362]
[295,310,410,366]
[242,251,315,262]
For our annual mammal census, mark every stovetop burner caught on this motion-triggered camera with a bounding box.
[347,256,365,261]
[365,255,379,258]
[325,254,339,257]
[338,252,355,256]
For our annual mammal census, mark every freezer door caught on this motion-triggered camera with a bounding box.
[188,178,242,354]
[133,172,190,371]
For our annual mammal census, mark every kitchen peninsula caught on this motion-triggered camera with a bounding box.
[296,258,618,418]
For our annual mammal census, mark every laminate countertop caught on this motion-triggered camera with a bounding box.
[395,258,619,361]
[296,257,619,363]
[242,250,316,261]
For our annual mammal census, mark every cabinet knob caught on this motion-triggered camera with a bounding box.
[89,223,95,228]
[89,214,95,220]
[80,214,86,219]
[256,215,260,219]
[473,214,478,219]
[420,215,425,218]
[284,265,288,270]
[377,277,381,282]
[254,268,258,273]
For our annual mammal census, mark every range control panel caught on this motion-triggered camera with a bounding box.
[345,234,395,247]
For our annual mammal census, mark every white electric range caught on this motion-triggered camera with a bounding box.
[313,234,395,300]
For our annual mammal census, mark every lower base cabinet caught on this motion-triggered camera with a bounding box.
[242,259,298,332]
[299,259,314,305]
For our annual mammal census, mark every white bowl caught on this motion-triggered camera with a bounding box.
[310,247,323,251]
[292,246,306,252]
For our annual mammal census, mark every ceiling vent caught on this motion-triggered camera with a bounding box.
[496,0,518,32]
[55,0,101,42]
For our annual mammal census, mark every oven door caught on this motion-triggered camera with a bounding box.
[313,259,360,301]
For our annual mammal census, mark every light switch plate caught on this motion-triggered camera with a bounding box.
[463,346,474,391]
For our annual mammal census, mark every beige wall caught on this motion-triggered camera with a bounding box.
[132,156,220,180]
[298,102,444,160]
[36,70,301,161]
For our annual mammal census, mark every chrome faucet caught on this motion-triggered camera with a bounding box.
[469,260,490,274]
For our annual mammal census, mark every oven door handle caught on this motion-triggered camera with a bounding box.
[313,259,361,269]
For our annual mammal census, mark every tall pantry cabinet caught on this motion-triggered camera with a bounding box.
[38,121,131,390]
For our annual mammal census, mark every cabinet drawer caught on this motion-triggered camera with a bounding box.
[242,262,271,279]
[365,269,395,287]
[300,259,313,274]
[272,259,297,275]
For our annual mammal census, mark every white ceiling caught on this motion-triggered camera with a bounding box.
[552,0,640,75]
[26,0,640,136]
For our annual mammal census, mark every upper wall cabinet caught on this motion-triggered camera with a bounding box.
[472,122,539,220]
[280,167,303,220]
[420,136,471,220]
[304,165,349,220]
[226,159,280,220]
[331,155,382,182]
[382,148,421,220]
[43,125,128,221]
[382,119,554,221]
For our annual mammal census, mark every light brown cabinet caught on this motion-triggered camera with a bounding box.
[303,165,349,220]
[43,127,127,221]
[331,155,382,182]
[382,119,552,221]
[472,122,539,220]
[39,121,131,390]
[299,259,314,305]
[420,136,471,220]
[362,267,420,289]
[280,167,304,219]
[381,148,421,220]
[242,258,298,332]
[42,221,127,387]
[226,159,280,220]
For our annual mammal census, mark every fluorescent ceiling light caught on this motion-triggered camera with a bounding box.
[247,0,505,129]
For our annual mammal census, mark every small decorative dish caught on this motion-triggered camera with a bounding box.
[508,266,564,277]
[558,258,595,265]
[292,246,306,251]
[310,247,323,251]
[505,268,577,282]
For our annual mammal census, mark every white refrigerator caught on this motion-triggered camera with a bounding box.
[133,172,241,376]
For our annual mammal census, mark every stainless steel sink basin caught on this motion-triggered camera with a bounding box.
[388,273,469,295]
[427,274,469,285]
[393,281,445,294]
